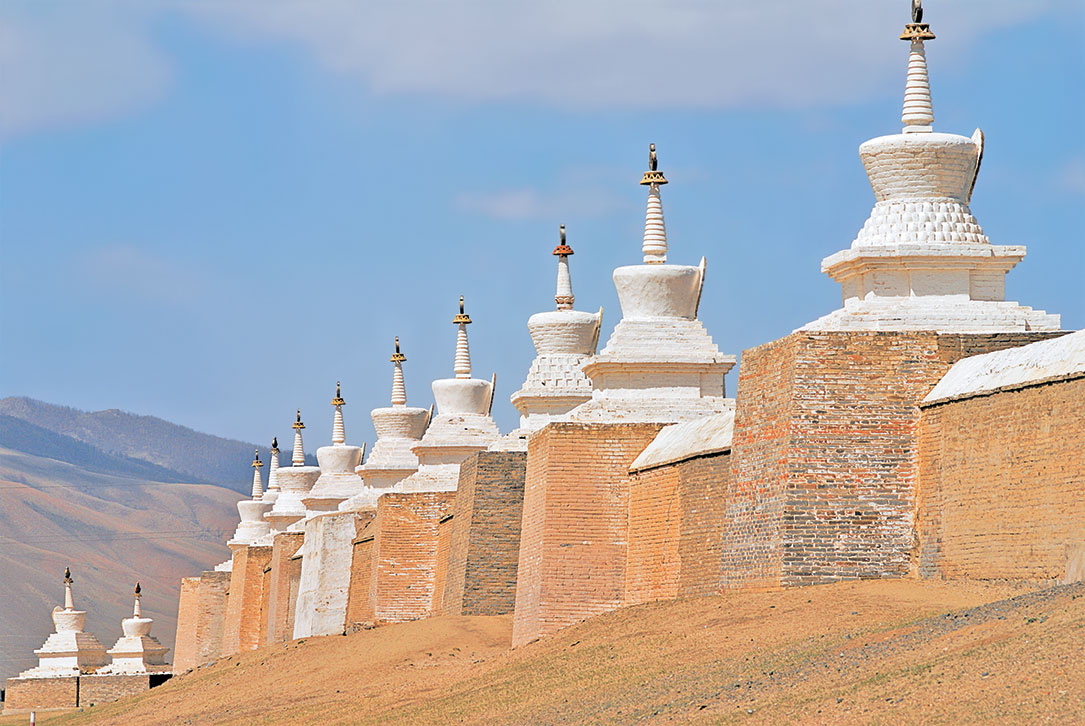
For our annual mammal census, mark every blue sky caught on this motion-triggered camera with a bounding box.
[1,1,1082,473]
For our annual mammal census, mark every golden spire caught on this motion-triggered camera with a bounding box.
[553,224,574,256]
[452,295,472,325]
[332,381,345,406]
[900,0,935,40]
[390,336,406,363]
[292,410,305,430]
[252,449,263,469]
[639,143,668,185]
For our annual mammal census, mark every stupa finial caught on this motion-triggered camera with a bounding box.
[390,337,407,406]
[553,224,575,310]
[63,567,74,610]
[900,0,935,133]
[331,381,346,445]
[453,296,472,379]
[268,437,281,491]
[133,582,142,618]
[250,449,264,498]
[639,143,668,264]
[291,410,306,466]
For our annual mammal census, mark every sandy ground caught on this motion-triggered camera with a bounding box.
[4,579,1082,725]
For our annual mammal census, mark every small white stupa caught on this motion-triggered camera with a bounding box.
[19,568,108,677]
[803,1,1059,332]
[262,437,281,506]
[227,450,273,546]
[98,583,170,675]
[395,297,500,492]
[340,338,430,510]
[496,225,603,450]
[302,382,366,514]
[263,410,322,534]
[570,144,736,423]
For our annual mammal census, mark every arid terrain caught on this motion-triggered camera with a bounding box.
[4,579,1082,725]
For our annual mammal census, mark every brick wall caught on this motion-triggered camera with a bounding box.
[372,492,455,623]
[220,544,273,656]
[345,522,375,628]
[264,532,304,646]
[513,422,663,647]
[728,331,1065,589]
[3,676,78,711]
[433,514,454,615]
[193,570,230,666]
[78,674,153,706]
[443,450,527,616]
[173,577,201,672]
[917,376,1085,581]
[626,452,731,604]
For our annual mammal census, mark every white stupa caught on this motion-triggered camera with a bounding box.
[340,338,430,510]
[227,450,273,546]
[262,437,281,506]
[263,410,321,535]
[302,382,366,514]
[570,144,736,424]
[19,568,108,677]
[395,297,500,492]
[803,2,1060,332]
[496,225,603,450]
[98,583,170,675]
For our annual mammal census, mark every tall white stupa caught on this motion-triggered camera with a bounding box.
[262,437,281,506]
[340,338,430,510]
[98,583,170,675]
[803,1,1060,332]
[227,450,273,546]
[496,225,602,449]
[19,568,108,677]
[395,297,500,492]
[570,144,736,423]
[303,382,366,514]
[263,410,321,534]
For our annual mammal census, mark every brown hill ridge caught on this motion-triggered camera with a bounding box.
[12,579,1083,725]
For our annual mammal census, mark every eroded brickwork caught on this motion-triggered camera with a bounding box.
[345,521,375,627]
[221,544,272,656]
[3,676,78,711]
[172,577,201,672]
[372,492,456,623]
[443,450,527,616]
[918,377,1085,581]
[728,331,1065,589]
[513,422,663,647]
[265,532,304,645]
[79,674,154,706]
[193,570,229,666]
[433,514,454,615]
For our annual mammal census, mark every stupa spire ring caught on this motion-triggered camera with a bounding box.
[453,296,473,379]
[268,436,281,492]
[553,224,575,310]
[390,337,408,406]
[63,567,74,610]
[291,410,306,465]
[330,381,346,445]
[250,449,264,498]
[639,143,669,264]
[900,0,935,133]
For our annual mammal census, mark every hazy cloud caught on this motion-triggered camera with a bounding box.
[456,186,626,221]
[74,244,208,306]
[1058,158,1085,197]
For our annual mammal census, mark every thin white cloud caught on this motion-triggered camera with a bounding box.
[0,3,170,140]
[74,244,207,306]
[456,186,625,221]
[1058,158,1085,197]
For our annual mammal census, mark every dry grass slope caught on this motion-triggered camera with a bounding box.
[7,580,1082,725]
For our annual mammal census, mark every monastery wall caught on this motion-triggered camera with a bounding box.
[442,450,527,616]
[433,514,454,615]
[728,331,1065,589]
[191,571,229,668]
[79,674,158,706]
[221,544,272,656]
[371,492,455,623]
[294,510,373,638]
[345,523,375,628]
[626,451,731,604]
[172,577,201,671]
[513,422,663,647]
[917,376,1085,582]
[264,532,304,646]
[3,676,79,712]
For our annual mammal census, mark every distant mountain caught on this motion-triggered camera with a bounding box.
[0,397,314,494]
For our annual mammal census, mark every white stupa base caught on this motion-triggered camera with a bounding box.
[394,462,465,493]
[802,296,1061,333]
[570,392,735,425]
[309,445,365,509]
[228,498,273,546]
[488,431,529,451]
[264,465,321,532]
[99,631,170,675]
[213,559,232,572]
[21,631,108,677]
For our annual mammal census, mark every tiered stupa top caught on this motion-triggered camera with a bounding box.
[262,437,281,505]
[395,298,500,492]
[341,338,430,509]
[263,410,321,536]
[497,226,603,449]
[303,382,366,514]
[228,450,272,546]
[804,2,1060,332]
[98,583,170,674]
[570,145,736,424]
[19,568,108,677]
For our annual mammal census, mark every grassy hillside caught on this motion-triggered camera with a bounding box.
[0,397,314,494]
[0,448,240,682]
[11,580,1082,725]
